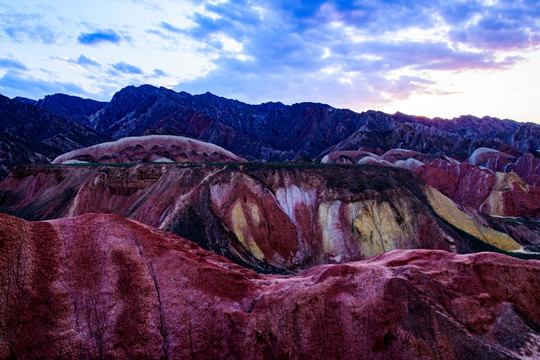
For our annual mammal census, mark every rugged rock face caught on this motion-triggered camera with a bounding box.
[415,160,540,217]
[0,132,51,181]
[12,96,37,105]
[0,94,109,178]
[52,135,247,164]
[1,212,540,359]
[514,153,540,187]
[84,85,377,161]
[317,118,527,162]
[512,122,540,153]
[0,163,530,273]
[2,85,539,360]
[2,85,540,180]
[460,207,540,252]
[467,147,517,170]
[94,86,540,162]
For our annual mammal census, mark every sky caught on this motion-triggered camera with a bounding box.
[0,0,539,123]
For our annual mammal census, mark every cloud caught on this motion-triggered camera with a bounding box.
[0,70,88,98]
[1,11,57,44]
[5,25,57,44]
[172,0,540,109]
[438,1,483,26]
[130,0,163,12]
[0,58,27,71]
[2,0,539,114]
[160,21,183,34]
[78,29,122,45]
[145,28,168,40]
[332,40,517,72]
[174,1,515,105]
[111,61,143,75]
[152,68,167,77]
[177,62,424,109]
[444,1,540,50]
[68,54,100,68]
[451,20,540,51]
[147,21,188,42]
[315,1,437,33]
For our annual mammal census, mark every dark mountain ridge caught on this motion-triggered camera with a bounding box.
[72,85,540,158]
[3,84,540,174]
[37,93,107,125]
[0,94,109,178]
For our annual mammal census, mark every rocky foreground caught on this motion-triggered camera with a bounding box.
[1,213,539,359]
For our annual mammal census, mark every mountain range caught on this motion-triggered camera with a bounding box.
[2,84,539,179]
[1,85,540,359]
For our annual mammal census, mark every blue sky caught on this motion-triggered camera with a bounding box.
[1,0,539,122]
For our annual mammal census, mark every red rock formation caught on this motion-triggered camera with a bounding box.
[414,160,495,210]
[1,212,540,359]
[320,150,379,164]
[415,160,540,217]
[52,135,247,164]
[459,207,540,252]
[0,163,527,273]
[381,148,423,163]
[466,148,540,187]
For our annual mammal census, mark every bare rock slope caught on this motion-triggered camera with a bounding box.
[1,213,540,359]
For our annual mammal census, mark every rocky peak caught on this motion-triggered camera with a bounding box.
[12,96,37,105]
[36,93,107,125]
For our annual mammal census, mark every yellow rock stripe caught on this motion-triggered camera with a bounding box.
[424,185,520,251]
